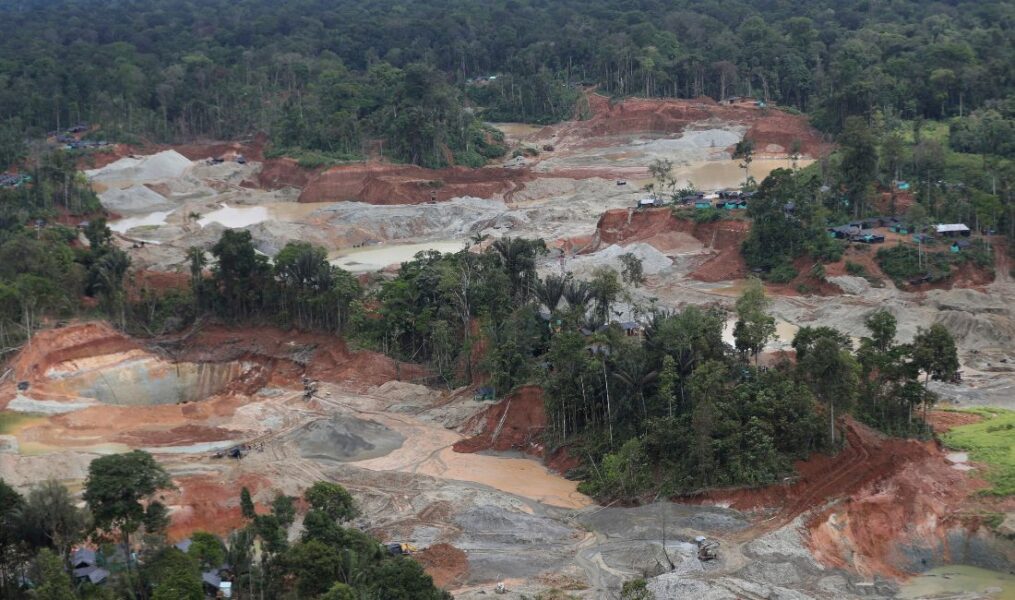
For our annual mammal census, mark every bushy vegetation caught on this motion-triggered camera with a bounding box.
[0,456,448,599]
[740,168,843,279]
[943,408,1015,496]
[875,245,956,283]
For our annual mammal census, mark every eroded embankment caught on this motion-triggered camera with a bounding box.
[595,207,749,281]
[696,418,1007,579]
[548,93,831,158]
[453,385,546,457]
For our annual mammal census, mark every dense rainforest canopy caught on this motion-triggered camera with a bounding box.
[0,0,1012,166]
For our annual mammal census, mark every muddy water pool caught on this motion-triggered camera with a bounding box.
[45,353,249,405]
[330,240,467,272]
[899,565,1015,599]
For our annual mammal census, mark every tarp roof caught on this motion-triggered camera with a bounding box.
[936,224,970,233]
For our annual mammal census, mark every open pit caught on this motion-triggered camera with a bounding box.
[6,94,1015,597]
[44,352,250,406]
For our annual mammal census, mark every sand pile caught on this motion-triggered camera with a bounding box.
[567,242,673,277]
[86,150,192,186]
[97,184,175,214]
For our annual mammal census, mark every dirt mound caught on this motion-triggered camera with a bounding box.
[414,543,468,589]
[256,157,321,189]
[166,472,271,541]
[8,322,140,384]
[453,385,546,456]
[926,409,984,434]
[172,134,267,162]
[170,325,426,390]
[298,163,535,204]
[558,93,829,158]
[696,418,987,578]
[593,208,749,281]
[127,270,191,301]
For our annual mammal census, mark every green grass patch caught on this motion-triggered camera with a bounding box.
[899,119,951,144]
[942,407,1015,496]
[0,411,44,434]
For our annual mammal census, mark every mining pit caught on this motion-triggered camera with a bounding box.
[2,94,1015,598]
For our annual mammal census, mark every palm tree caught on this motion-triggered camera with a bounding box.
[562,279,591,310]
[535,274,568,313]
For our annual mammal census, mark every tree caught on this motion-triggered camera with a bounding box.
[31,549,76,600]
[912,323,959,387]
[839,116,877,217]
[792,326,851,361]
[320,582,356,600]
[304,482,358,523]
[647,158,674,199]
[271,493,296,528]
[83,451,174,594]
[367,557,450,600]
[864,310,897,354]
[619,253,645,287]
[0,480,24,599]
[147,548,202,600]
[733,278,776,363]
[17,480,88,564]
[734,138,755,187]
[240,487,255,520]
[799,336,859,445]
[906,203,931,270]
[186,532,225,571]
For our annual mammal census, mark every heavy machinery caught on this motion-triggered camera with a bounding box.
[385,542,418,556]
[695,536,720,561]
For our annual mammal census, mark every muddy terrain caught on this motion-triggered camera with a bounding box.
[3,95,1014,599]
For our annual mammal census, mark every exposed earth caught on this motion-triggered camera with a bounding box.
[4,95,1015,599]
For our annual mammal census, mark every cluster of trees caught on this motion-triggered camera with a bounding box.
[0,453,447,599]
[1,0,1011,166]
[0,155,130,361]
[549,279,958,501]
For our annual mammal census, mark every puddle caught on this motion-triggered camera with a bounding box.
[723,317,800,350]
[349,410,590,509]
[198,204,269,228]
[672,158,814,191]
[330,240,467,272]
[45,353,249,405]
[109,210,174,236]
[900,565,1015,599]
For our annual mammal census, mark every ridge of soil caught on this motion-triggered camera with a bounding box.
[414,543,469,590]
[695,417,989,578]
[548,94,830,158]
[453,385,546,457]
[594,207,749,281]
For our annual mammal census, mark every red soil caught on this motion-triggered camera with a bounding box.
[256,157,321,189]
[126,270,191,301]
[696,418,987,578]
[594,208,749,281]
[414,543,469,590]
[172,133,267,162]
[764,256,844,297]
[165,472,272,541]
[925,409,983,435]
[7,321,140,385]
[172,324,427,390]
[552,93,830,158]
[297,163,536,205]
[453,385,547,457]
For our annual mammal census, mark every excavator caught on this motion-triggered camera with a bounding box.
[695,536,720,561]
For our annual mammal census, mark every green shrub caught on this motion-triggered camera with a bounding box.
[845,261,867,276]
[693,207,722,223]
[767,263,798,283]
